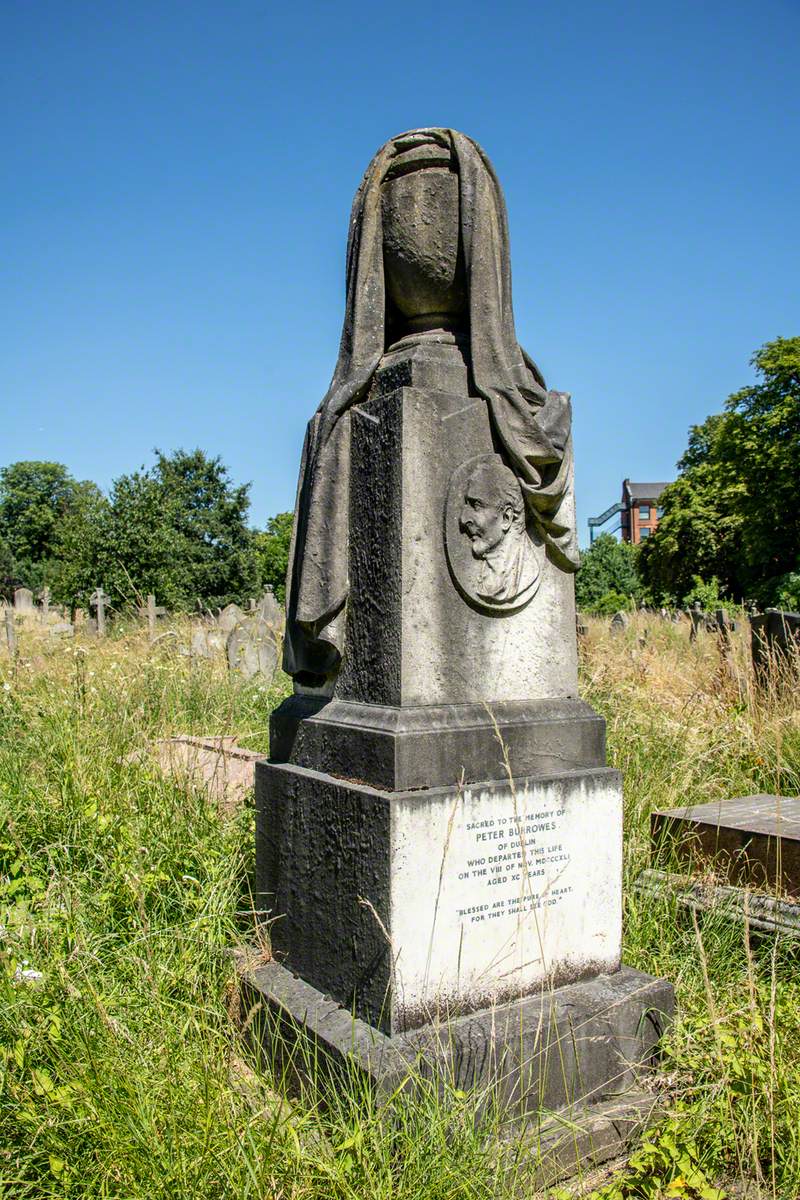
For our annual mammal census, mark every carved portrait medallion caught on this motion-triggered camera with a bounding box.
[444,453,541,613]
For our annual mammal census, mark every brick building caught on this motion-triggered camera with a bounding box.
[620,479,669,545]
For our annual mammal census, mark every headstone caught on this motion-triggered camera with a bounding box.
[688,604,706,642]
[226,620,278,680]
[610,610,629,633]
[750,608,800,687]
[5,608,17,657]
[14,587,33,613]
[40,586,51,620]
[191,626,213,658]
[49,621,75,638]
[89,587,108,637]
[651,795,800,896]
[217,603,246,635]
[86,618,98,637]
[246,127,672,1172]
[256,588,283,631]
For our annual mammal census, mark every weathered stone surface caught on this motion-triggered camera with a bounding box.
[241,957,673,1165]
[652,794,800,895]
[610,611,629,632]
[283,129,578,686]
[256,759,622,1035]
[218,604,246,635]
[227,620,279,680]
[191,625,226,657]
[256,589,283,631]
[751,608,800,685]
[335,347,578,707]
[269,695,606,791]
[13,587,34,612]
[148,735,265,816]
[637,868,800,939]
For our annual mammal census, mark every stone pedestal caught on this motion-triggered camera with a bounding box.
[254,340,672,1178]
[257,762,622,1035]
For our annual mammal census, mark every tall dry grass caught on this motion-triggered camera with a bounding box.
[0,611,798,1197]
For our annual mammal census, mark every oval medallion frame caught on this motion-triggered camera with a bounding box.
[444,453,541,615]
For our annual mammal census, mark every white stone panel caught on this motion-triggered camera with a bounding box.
[390,769,622,1025]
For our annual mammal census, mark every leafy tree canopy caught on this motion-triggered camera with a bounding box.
[0,461,86,563]
[574,533,641,614]
[52,449,260,613]
[254,512,293,603]
[641,336,800,607]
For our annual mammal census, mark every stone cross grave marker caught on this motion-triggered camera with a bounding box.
[40,586,50,620]
[146,594,166,641]
[245,127,673,1176]
[89,588,108,637]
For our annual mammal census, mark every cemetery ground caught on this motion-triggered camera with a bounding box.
[0,616,798,1199]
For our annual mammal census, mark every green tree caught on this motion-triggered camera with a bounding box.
[254,512,293,603]
[0,461,95,589]
[641,336,800,606]
[53,449,260,613]
[0,531,18,600]
[574,533,641,613]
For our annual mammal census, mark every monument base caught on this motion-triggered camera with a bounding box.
[257,760,624,1034]
[240,958,673,1185]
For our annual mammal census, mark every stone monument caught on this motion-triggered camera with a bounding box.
[247,129,673,1179]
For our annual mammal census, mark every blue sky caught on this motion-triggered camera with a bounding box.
[2,0,798,545]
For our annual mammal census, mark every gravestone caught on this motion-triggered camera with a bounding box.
[89,588,108,637]
[218,603,246,635]
[191,626,213,658]
[14,587,33,613]
[255,588,283,631]
[688,604,707,642]
[246,128,672,1179]
[40,586,50,620]
[610,610,629,633]
[750,608,800,687]
[141,593,167,640]
[226,619,278,680]
[5,609,17,657]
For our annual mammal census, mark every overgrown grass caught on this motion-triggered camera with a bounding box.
[1,614,798,1197]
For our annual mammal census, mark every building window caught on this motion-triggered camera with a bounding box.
[640,527,650,539]
[638,504,651,520]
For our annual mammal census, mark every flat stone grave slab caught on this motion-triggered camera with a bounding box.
[651,794,800,896]
[134,735,265,816]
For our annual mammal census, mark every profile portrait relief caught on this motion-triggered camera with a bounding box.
[459,457,540,606]
[444,453,541,612]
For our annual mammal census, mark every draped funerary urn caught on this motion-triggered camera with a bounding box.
[283,128,579,702]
